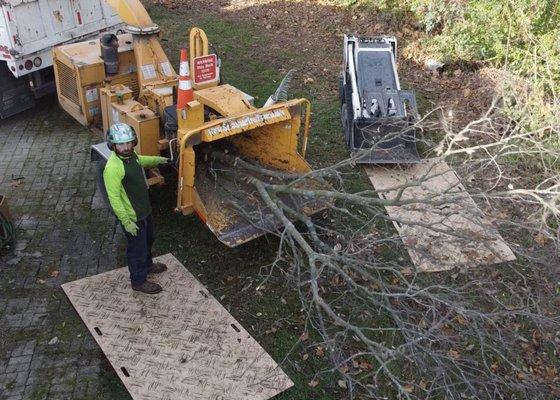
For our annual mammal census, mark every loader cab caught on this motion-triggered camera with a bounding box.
[340,34,420,164]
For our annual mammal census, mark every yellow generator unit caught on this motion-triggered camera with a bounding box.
[53,33,139,127]
[99,85,160,156]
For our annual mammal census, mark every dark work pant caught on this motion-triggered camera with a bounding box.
[122,214,154,286]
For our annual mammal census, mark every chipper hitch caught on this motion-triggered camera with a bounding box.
[340,35,421,164]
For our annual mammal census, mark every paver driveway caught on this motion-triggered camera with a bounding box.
[0,96,126,399]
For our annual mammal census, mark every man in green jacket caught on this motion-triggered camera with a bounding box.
[103,123,169,294]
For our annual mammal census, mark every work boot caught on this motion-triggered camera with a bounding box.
[148,262,168,274]
[131,281,162,294]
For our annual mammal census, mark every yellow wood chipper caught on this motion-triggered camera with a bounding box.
[52,0,326,247]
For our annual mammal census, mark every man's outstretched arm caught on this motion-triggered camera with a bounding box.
[138,155,168,169]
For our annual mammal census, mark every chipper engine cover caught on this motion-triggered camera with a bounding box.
[340,35,420,164]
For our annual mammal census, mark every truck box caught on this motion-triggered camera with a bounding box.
[0,0,122,119]
[0,0,122,78]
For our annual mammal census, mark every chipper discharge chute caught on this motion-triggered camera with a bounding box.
[340,34,420,164]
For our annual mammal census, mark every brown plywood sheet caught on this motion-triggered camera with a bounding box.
[62,253,293,399]
[365,159,516,272]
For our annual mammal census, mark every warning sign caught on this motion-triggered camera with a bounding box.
[193,54,218,85]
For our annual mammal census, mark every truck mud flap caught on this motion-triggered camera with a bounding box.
[0,64,34,119]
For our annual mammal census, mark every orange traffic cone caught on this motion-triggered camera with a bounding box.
[177,48,194,109]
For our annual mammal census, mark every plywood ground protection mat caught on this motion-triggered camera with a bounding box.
[62,253,294,399]
[365,159,516,272]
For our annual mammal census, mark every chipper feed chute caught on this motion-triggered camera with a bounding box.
[340,35,421,164]
[175,89,327,247]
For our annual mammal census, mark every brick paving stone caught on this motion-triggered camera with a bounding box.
[0,97,126,399]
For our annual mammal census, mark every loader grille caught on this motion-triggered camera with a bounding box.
[56,60,79,106]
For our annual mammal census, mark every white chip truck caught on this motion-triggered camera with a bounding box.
[0,0,122,118]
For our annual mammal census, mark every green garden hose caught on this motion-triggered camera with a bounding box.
[0,210,16,253]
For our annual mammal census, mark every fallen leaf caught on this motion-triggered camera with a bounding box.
[330,274,341,286]
[532,330,542,345]
[545,366,557,379]
[403,383,414,393]
[401,267,413,277]
[404,237,418,246]
[337,380,347,389]
[534,233,547,247]
[48,336,59,345]
[37,279,46,284]
[49,270,59,278]
[315,346,325,357]
[520,342,531,350]
[448,349,460,359]
[358,359,373,370]
[299,331,309,341]
[308,379,319,387]
[302,353,309,361]
[455,315,467,325]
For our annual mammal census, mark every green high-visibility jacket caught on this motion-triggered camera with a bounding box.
[103,151,166,226]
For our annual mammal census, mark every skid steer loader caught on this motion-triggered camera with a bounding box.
[340,34,420,164]
[53,0,326,247]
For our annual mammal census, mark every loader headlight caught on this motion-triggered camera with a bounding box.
[33,57,42,67]
[24,60,33,70]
